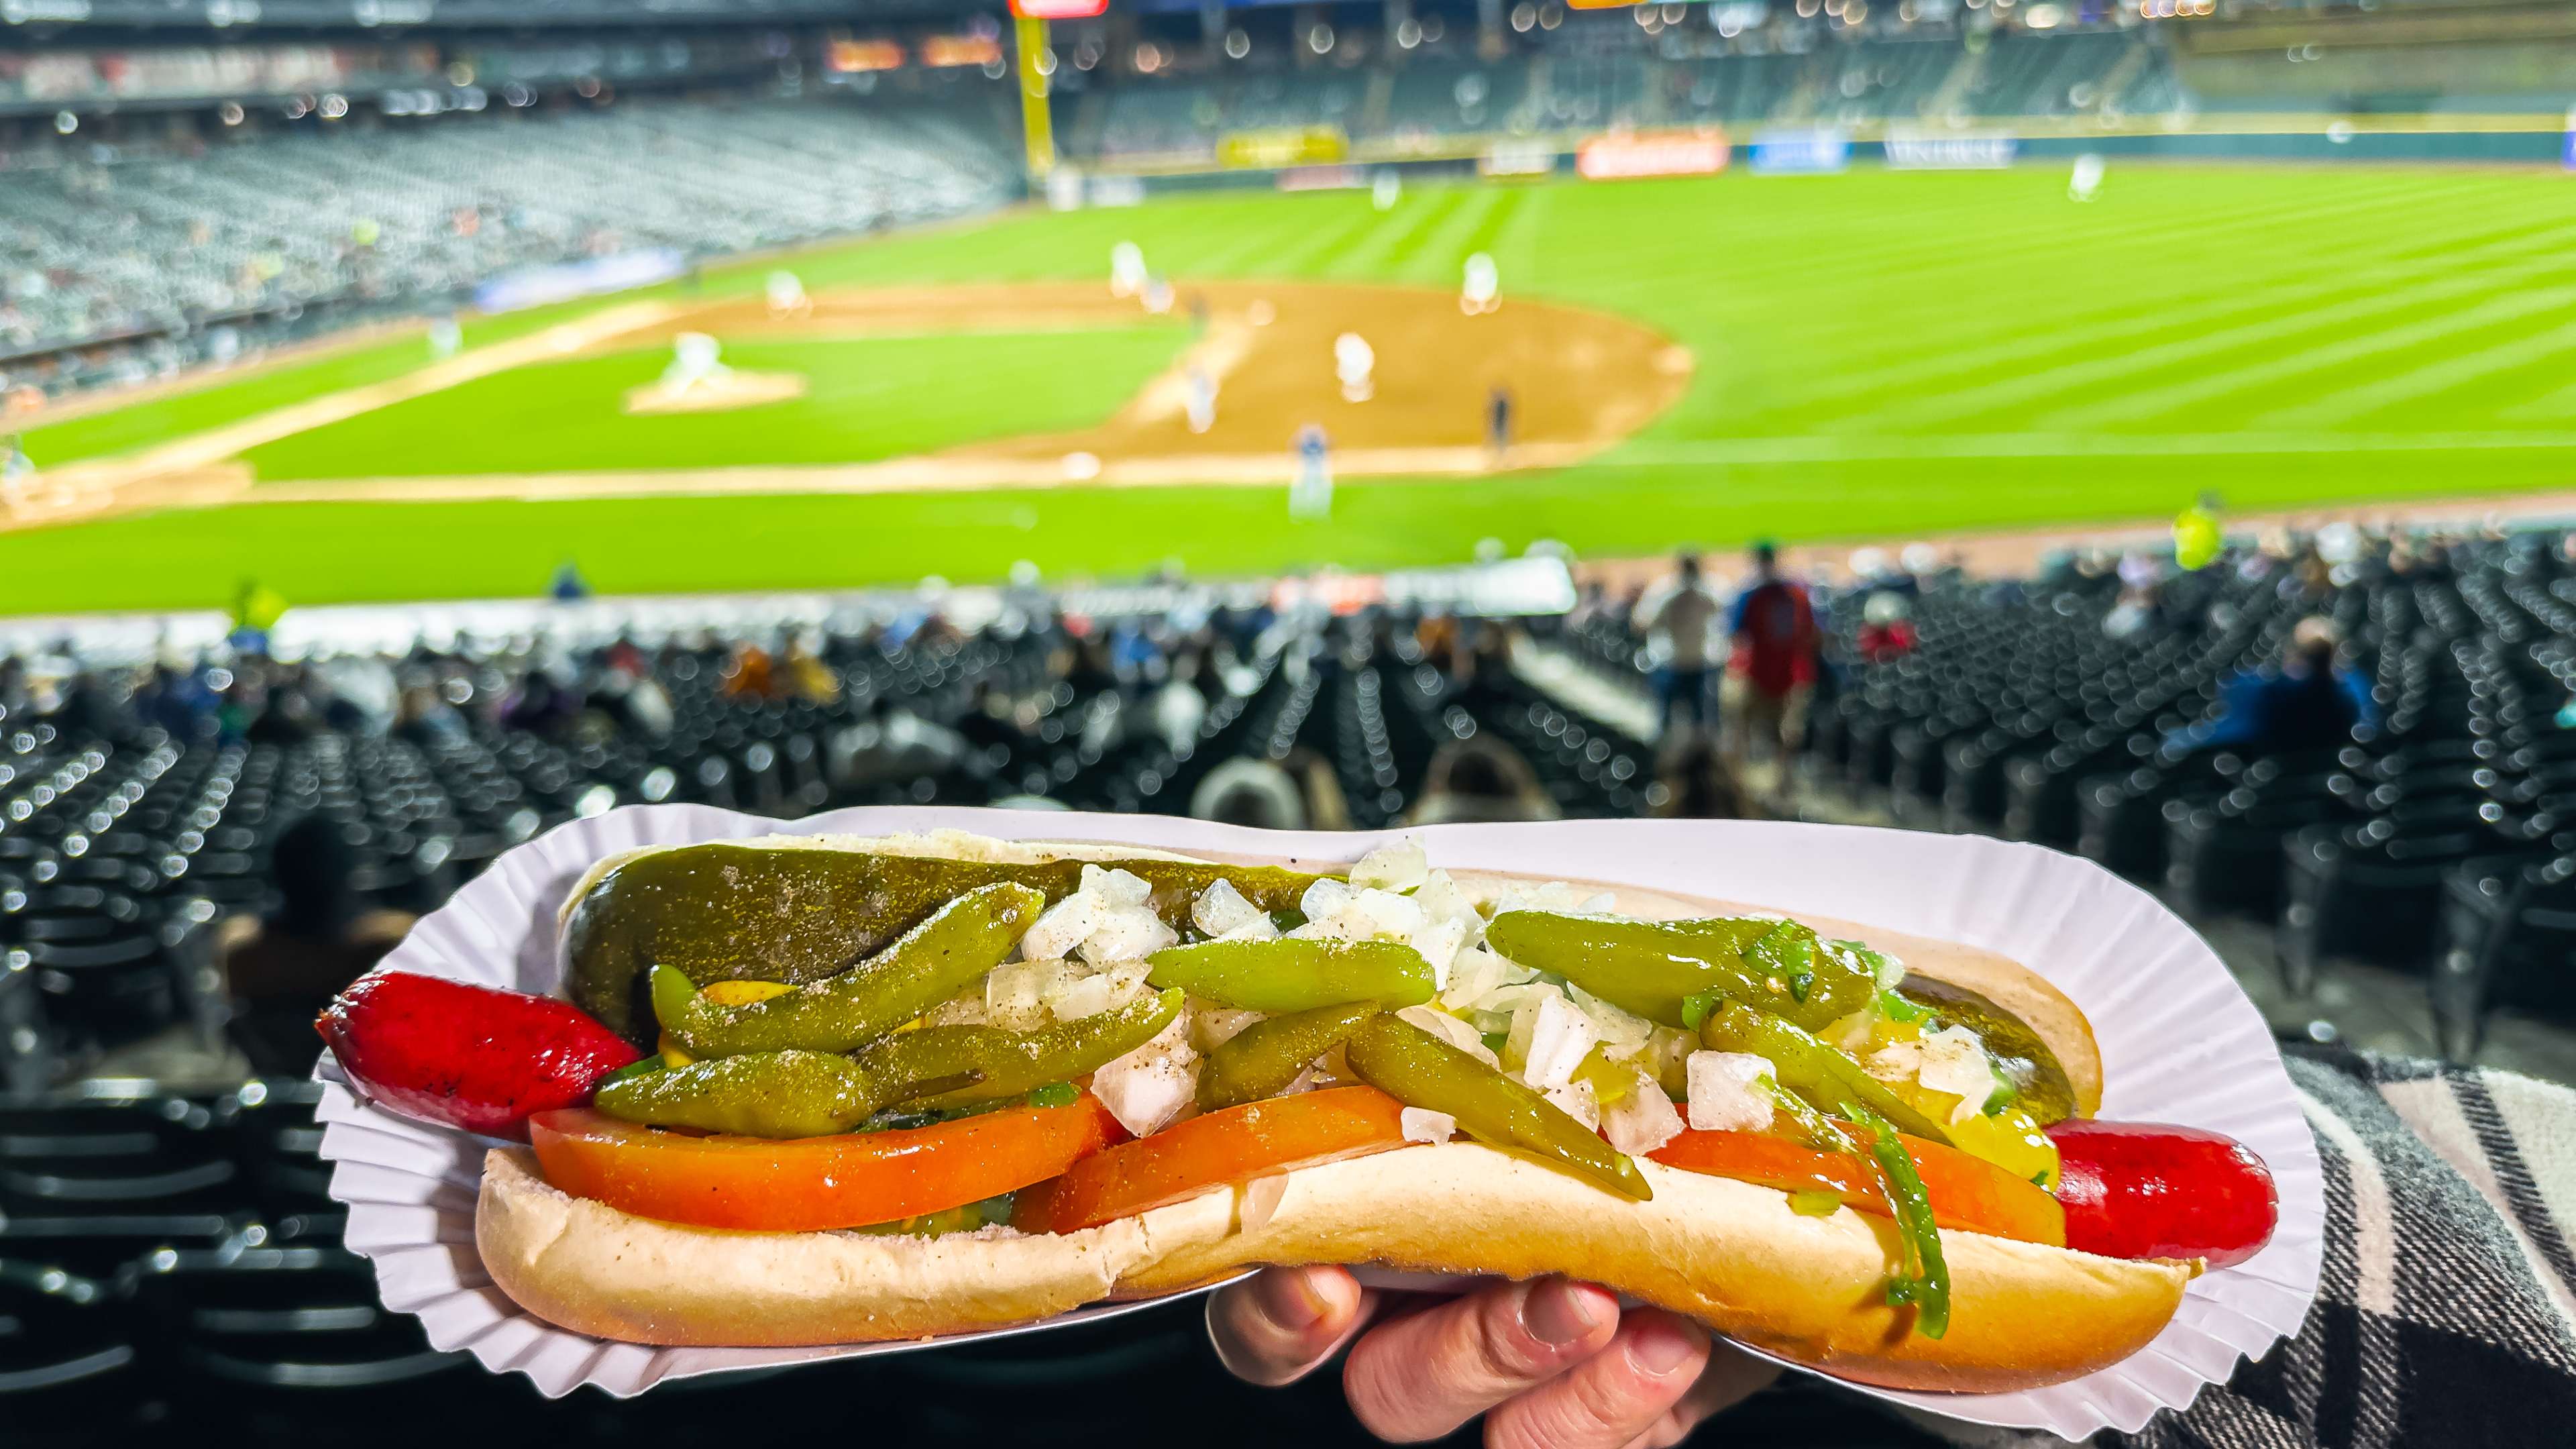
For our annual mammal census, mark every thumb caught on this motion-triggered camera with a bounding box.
[1205,1267,1373,1388]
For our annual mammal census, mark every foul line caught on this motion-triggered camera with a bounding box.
[1597,431,2576,466]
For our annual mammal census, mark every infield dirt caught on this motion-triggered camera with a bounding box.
[1,279,1690,529]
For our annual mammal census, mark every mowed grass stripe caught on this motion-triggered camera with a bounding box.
[1254,203,1399,278]
[2261,311,2576,427]
[1390,185,1509,284]
[1487,184,1552,294]
[1738,209,2524,413]
[1837,231,2576,431]
[2036,262,2576,430]
[1784,184,2569,409]
[1323,190,1470,278]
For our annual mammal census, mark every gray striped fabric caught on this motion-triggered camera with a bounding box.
[1907,1047,2576,1448]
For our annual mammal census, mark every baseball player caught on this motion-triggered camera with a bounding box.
[1184,365,1218,435]
[0,434,34,517]
[659,332,730,396]
[765,269,810,318]
[1460,252,1500,315]
[2069,154,2106,203]
[1290,424,1333,521]
[1110,241,1147,298]
[1334,332,1375,402]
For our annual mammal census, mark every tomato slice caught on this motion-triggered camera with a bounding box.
[527,1097,1125,1233]
[1013,1085,1411,1234]
[1649,1126,2065,1247]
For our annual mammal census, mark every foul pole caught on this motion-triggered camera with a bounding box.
[1016,15,1055,180]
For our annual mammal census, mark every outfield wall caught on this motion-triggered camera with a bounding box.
[1072,113,2572,195]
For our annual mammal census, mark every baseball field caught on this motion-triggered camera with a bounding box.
[7,162,2576,614]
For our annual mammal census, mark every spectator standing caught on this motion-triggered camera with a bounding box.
[1725,540,1817,810]
[1631,549,1724,737]
[2174,491,2224,572]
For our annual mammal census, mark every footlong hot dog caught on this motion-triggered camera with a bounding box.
[319,830,2278,1394]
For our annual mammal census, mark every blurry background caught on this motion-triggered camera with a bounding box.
[5,0,2576,1441]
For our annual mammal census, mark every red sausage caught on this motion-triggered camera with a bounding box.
[2047,1120,2279,1269]
[317,972,641,1140]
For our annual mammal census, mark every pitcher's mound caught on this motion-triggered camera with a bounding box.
[623,370,807,415]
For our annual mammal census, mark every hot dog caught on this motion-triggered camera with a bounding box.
[318,829,2280,1394]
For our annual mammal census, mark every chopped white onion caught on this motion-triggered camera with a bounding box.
[1410,916,1468,992]
[1344,888,1426,940]
[1046,971,1116,1022]
[1686,1051,1776,1133]
[1544,1079,1601,1130]
[1600,1069,1685,1155]
[1099,959,1154,1009]
[1438,947,1512,1012]
[1299,877,1354,923]
[1081,907,1177,965]
[1020,894,1100,963]
[1351,839,1430,893]
[1081,864,1154,908]
[1191,1005,1269,1053]
[984,959,1051,1032]
[1191,879,1265,937]
[1091,1012,1199,1137]
[1396,1004,1499,1067]
[1519,991,1599,1092]
[1400,1107,1458,1144]
[1872,1024,2001,1124]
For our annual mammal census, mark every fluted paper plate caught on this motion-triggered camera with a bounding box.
[315,806,2322,1434]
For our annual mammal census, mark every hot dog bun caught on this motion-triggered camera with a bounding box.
[478,1141,2191,1391]
[486,829,2152,1387]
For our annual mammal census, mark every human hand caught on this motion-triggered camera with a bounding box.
[1206,1267,1782,1447]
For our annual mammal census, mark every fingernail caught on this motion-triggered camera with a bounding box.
[1628,1316,1707,1378]
[1523,1278,1603,1346]
[1256,1269,1329,1332]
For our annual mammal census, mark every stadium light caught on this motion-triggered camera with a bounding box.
[1010,0,1108,17]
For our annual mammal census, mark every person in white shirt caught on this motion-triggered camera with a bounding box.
[1185,366,1218,435]
[2069,153,2106,203]
[1631,549,1725,735]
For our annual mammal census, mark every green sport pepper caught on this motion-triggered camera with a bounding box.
[565,842,1326,1042]
[855,988,1185,1110]
[1697,1000,1953,1146]
[1342,1014,1651,1202]
[592,1049,883,1138]
[1481,911,1878,1032]
[1758,1077,1950,1340]
[653,882,1046,1059]
[1197,1001,1381,1111]
[1146,938,1434,1012]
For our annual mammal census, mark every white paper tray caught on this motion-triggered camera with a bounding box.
[315,805,2323,1437]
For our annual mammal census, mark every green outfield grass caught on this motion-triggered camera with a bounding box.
[9,164,2576,614]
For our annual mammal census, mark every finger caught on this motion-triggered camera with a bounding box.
[1342,1277,1620,1442]
[1483,1309,1711,1449]
[1205,1267,1373,1388]
[1620,1339,1784,1449]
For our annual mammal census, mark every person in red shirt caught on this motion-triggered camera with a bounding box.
[1854,590,1917,663]
[1725,540,1817,809]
